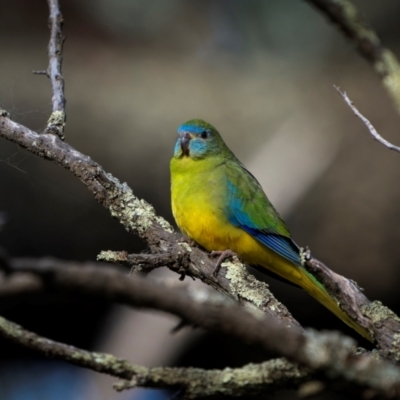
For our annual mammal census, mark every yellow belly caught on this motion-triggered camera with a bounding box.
[173,194,304,284]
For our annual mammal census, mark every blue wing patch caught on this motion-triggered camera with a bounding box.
[226,175,301,266]
[241,226,301,266]
[226,181,301,266]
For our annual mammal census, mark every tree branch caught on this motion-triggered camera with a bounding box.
[40,0,66,140]
[0,310,309,398]
[305,0,400,113]
[305,252,400,361]
[113,359,308,397]
[97,250,188,275]
[1,258,400,398]
[334,86,400,152]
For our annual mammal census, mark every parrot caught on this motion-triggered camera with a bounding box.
[170,118,372,342]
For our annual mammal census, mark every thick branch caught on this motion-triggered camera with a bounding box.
[306,0,400,113]
[1,259,400,398]
[305,254,400,361]
[113,359,308,396]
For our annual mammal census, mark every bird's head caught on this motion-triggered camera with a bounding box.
[174,119,229,160]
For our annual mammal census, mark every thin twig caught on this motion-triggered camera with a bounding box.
[335,86,400,153]
[32,70,48,76]
[306,0,400,113]
[44,0,66,140]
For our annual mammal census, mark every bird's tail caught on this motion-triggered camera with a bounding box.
[260,253,373,342]
[295,266,373,342]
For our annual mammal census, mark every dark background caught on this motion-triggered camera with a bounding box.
[1,1,400,399]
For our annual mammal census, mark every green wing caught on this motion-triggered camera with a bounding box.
[224,160,302,266]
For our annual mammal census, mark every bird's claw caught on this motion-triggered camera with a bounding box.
[209,249,237,277]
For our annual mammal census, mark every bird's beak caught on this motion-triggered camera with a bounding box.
[179,132,191,156]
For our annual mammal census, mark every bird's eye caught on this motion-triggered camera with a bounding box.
[200,130,209,139]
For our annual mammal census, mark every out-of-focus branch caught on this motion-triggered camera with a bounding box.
[0,314,133,379]
[0,312,308,398]
[113,359,308,396]
[305,0,400,113]
[1,258,400,398]
[34,0,66,139]
[335,86,400,153]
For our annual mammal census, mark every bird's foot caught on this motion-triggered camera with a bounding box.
[209,249,237,277]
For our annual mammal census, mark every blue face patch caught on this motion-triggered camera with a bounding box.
[189,139,208,158]
[174,129,209,158]
[173,138,182,157]
[178,124,210,137]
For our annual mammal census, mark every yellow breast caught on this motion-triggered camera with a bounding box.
[170,155,276,266]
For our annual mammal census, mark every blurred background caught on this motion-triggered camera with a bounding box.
[1,0,400,399]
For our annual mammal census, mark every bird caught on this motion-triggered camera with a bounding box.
[170,118,372,342]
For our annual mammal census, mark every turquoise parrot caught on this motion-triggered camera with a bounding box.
[170,118,372,341]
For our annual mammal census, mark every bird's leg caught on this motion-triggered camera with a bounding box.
[209,249,237,277]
